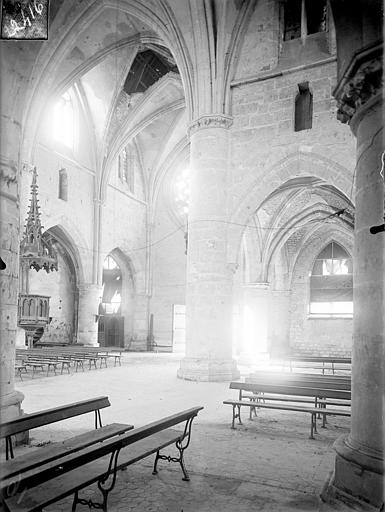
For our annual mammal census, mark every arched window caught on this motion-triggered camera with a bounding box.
[295,82,313,131]
[101,255,122,314]
[309,242,353,317]
[58,168,68,201]
[53,90,75,148]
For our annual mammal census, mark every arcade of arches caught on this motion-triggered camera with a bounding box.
[0,0,383,509]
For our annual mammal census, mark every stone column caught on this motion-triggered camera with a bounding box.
[131,292,149,351]
[0,157,24,422]
[322,54,384,509]
[77,284,102,346]
[178,115,239,381]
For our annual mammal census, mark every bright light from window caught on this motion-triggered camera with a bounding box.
[102,290,121,314]
[309,301,353,317]
[103,255,118,270]
[174,167,190,217]
[53,91,74,148]
[322,259,349,275]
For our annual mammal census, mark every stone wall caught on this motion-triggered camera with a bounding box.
[102,170,148,348]
[28,249,76,345]
[150,187,187,351]
[228,0,355,357]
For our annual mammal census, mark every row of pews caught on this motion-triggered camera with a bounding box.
[224,370,351,439]
[15,346,123,379]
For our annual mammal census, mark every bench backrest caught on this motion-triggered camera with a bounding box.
[1,406,204,490]
[230,381,350,400]
[0,396,110,438]
[246,375,351,391]
[287,356,351,364]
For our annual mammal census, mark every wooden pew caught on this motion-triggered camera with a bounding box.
[246,372,351,391]
[0,396,111,460]
[1,406,204,512]
[285,356,351,374]
[224,382,350,438]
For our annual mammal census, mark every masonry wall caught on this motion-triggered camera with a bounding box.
[28,250,76,344]
[150,186,187,351]
[229,0,355,357]
[102,161,148,349]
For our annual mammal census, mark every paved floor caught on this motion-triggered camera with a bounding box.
[12,353,350,511]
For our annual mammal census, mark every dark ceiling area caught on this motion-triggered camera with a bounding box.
[123,49,179,94]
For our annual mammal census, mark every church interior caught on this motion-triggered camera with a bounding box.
[0,0,383,510]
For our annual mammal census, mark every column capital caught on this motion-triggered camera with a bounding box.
[334,44,383,125]
[188,114,233,137]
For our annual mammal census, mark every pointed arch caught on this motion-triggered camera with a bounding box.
[227,151,354,264]
[21,0,195,164]
[44,224,85,286]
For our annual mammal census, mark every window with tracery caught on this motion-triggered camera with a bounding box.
[309,242,353,317]
[101,255,122,315]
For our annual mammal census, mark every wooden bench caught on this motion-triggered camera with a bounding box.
[1,406,204,512]
[224,382,350,438]
[247,373,351,391]
[15,364,28,381]
[285,356,351,375]
[223,399,350,439]
[0,396,111,460]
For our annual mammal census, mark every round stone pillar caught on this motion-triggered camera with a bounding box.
[77,284,102,346]
[178,115,239,381]
[0,158,24,422]
[323,55,384,509]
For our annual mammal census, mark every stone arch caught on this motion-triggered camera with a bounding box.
[43,220,88,284]
[223,0,259,112]
[265,204,353,283]
[288,223,353,356]
[227,151,354,264]
[21,0,195,164]
[103,246,145,295]
[100,73,185,202]
[290,225,353,288]
[45,224,84,286]
[100,247,147,348]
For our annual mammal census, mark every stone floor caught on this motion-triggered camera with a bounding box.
[11,353,350,511]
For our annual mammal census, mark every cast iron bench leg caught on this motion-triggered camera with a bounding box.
[309,413,317,439]
[231,404,242,429]
[72,449,121,512]
[153,417,195,481]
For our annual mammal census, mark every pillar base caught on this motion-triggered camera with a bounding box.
[76,335,99,347]
[0,390,25,423]
[0,391,26,452]
[321,435,384,510]
[177,357,240,381]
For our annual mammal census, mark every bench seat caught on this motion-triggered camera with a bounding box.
[2,407,203,512]
[4,429,183,512]
[223,399,350,439]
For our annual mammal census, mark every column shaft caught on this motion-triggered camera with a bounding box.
[0,158,24,421]
[327,95,384,509]
[178,116,239,381]
[77,284,102,346]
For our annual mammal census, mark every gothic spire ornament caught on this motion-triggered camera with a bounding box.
[20,167,58,272]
